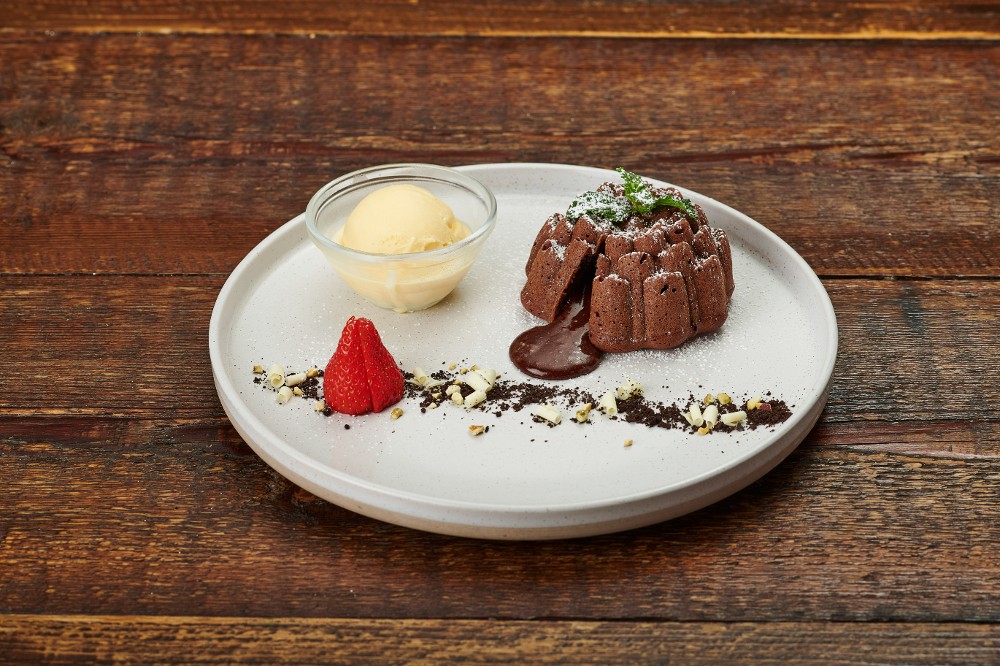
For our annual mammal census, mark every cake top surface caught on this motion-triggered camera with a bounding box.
[565,168,702,236]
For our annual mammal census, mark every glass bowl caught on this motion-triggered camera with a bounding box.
[305,164,498,313]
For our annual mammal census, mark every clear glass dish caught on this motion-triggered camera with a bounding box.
[305,163,497,312]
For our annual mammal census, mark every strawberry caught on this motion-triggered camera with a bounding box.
[324,316,372,415]
[323,316,404,416]
[355,317,405,412]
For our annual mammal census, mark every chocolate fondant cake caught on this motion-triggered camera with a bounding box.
[520,171,735,353]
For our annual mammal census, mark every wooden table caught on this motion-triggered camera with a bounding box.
[2,2,997,663]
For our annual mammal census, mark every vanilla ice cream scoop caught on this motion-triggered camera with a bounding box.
[338,184,471,254]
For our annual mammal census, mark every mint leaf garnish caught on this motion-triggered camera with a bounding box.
[617,167,698,220]
[566,168,699,226]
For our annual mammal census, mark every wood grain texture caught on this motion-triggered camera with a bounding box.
[1,35,996,276]
[1,0,998,39]
[2,616,998,665]
[0,418,997,621]
[1,2,997,661]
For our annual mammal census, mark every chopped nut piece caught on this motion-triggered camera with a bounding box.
[314,399,326,412]
[703,404,719,428]
[464,389,487,409]
[717,392,732,405]
[468,425,486,436]
[469,364,479,372]
[697,426,711,436]
[306,367,320,378]
[276,386,293,404]
[459,367,469,374]
[721,410,748,427]
[451,391,464,405]
[431,392,442,400]
[624,439,633,447]
[598,390,618,416]
[448,362,457,370]
[445,385,462,397]
[427,402,438,410]
[390,407,404,420]
[252,363,264,374]
[284,372,307,387]
[747,396,763,411]
[292,386,304,397]
[574,403,593,423]
[532,404,562,425]
[703,393,715,405]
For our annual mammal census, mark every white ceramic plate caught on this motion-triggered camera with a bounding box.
[209,163,837,540]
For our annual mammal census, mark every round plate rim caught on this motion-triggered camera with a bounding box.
[209,162,838,538]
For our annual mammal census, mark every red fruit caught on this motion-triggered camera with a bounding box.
[355,318,406,412]
[324,316,404,416]
[324,317,372,415]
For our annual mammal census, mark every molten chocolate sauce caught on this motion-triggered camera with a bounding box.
[509,286,604,380]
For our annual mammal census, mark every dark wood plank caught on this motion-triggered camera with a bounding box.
[0,419,1000,624]
[1,35,996,276]
[2,616,998,665]
[0,417,997,620]
[1,0,997,38]
[2,276,998,436]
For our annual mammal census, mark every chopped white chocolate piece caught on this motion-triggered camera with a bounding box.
[721,410,748,427]
[314,399,326,412]
[390,407,404,420]
[276,386,293,404]
[717,392,732,405]
[574,403,592,423]
[464,389,487,409]
[445,385,462,397]
[703,404,720,428]
[687,402,704,427]
[616,377,643,400]
[267,363,285,388]
[747,396,763,411]
[465,371,492,393]
[306,367,320,378]
[284,372,307,387]
[411,367,430,386]
[292,386,304,397]
[427,402,438,410]
[598,390,618,416]
[624,439,633,447]
[532,404,562,425]
[703,393,715,405]
[451,391,465,405]
[477,367,499,387]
